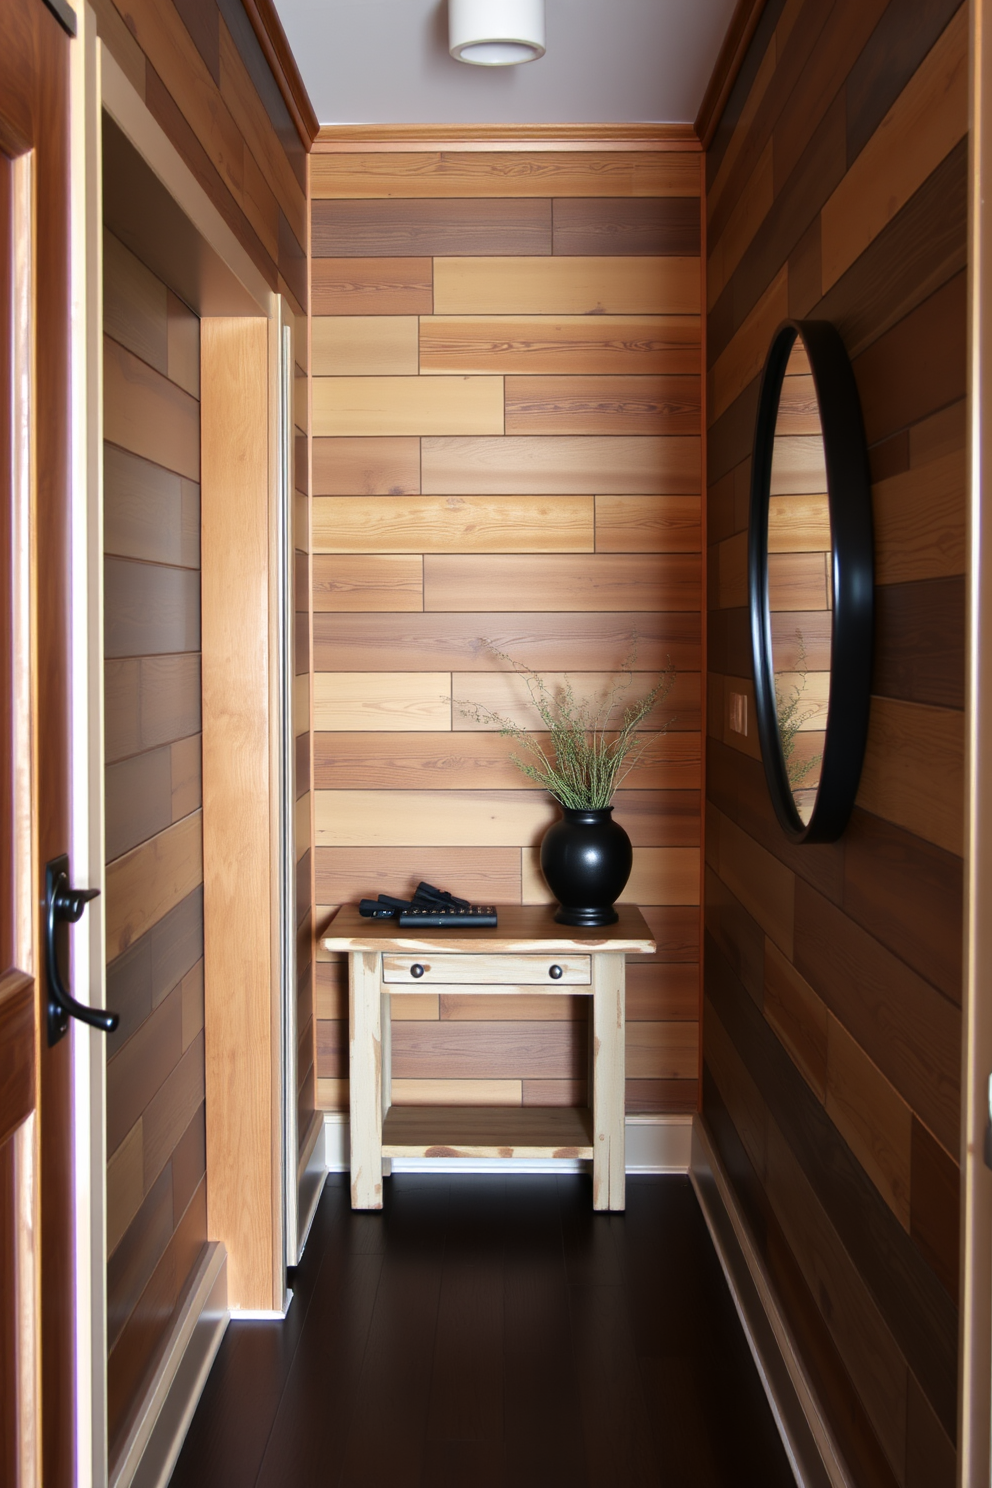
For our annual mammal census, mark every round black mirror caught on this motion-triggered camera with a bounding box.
[748,320,873,844]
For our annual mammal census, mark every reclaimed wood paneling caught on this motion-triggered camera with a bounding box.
[312,146,703,1115]
[704,6,966,1478]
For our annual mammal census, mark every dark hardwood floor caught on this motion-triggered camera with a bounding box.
[170,1174,795,1487]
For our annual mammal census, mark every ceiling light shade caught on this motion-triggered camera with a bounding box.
[448,0,546,66]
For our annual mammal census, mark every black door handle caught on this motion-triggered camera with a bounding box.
[46,854,119,1045]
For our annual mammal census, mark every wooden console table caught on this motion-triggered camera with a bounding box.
[321,904,655,1212]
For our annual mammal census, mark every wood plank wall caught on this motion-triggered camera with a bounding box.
[103,229,207,1463]
[309,145,705,1116]
[703,3,966,1485]
[91,0,307,316]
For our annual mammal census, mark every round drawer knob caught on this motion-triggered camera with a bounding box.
[410,963,426,979]
[549,964,564,980]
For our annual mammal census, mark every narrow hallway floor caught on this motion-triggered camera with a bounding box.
[169,1173,795,1487]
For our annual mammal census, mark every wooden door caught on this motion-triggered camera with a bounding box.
[1,2,84,1483]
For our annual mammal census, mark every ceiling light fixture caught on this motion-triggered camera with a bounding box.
[448,0,546,66]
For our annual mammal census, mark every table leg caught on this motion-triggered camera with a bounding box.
[349,950,383,1208]
[381,988,392,1178]
[592,951,625,1211]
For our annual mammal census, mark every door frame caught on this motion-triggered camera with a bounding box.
[70,14,304,1482]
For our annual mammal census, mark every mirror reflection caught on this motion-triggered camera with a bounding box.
[767,337,832,826]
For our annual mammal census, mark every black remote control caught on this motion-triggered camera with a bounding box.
[397,905,498,928]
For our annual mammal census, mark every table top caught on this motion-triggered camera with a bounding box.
[321,903,656,955]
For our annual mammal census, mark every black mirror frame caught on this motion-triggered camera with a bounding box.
[748,319,874,844]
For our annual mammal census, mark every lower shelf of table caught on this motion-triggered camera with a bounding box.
[380,1104,594,1160]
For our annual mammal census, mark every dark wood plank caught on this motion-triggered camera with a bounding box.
[842,809,962,1005]
[846,0,965,163]
[106,887,204,1059]
[106,983,184,1153]
[391,1022,585,1081]
[313,608,701,674]
[171,0,220,83]
[704,865,765,1005]
[625,1078,698,1112]
[312,199,553,258]
[104,556,200,659]
[910,1115,959,1303]
[906,1371,956,1488]
[105,745,173,860]
[311,257,432,315]
[552,197,700,255]
[874,575,965,710]
[705,0,785,185]
[852,270,967,446]
[504,374,700,435]
[107,1164,174,1350]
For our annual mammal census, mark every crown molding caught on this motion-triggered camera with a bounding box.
[695,0,770,149]
[239,0,319,149]
[312,122,702,153]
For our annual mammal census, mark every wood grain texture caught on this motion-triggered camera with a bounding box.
[104,336,199,481]
[552,198,700,256]
[105,655,202,764]
[594,495,701,552]
[503,375,700,435]
[708,266,788,425]
[104,231,168,375]
[312,199,553,258]
[433,256,701,315]
[872,449,965,584]
[419,315,701,375]
[423,553,700,611]
[104,445,199,569]
[312,375,503,438]
[522,846,701,907]
[105,812,204,964]
[104,558,200,659]
[311,150,702,199]
[313,671,450,731]
[312,554,423,611]
[312,495,594,553]
[451,670,697,734]
[311,258,432,315]
[311,316,419,376]
[421,435,701,495]
[856,696,964,855]
[312,436,420,495]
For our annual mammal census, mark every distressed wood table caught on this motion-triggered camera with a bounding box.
[321,904,655,1212]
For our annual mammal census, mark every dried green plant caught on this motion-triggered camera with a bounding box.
[775,629,822,789]
[452,645,675,810]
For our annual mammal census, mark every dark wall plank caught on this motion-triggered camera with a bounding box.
[312,199,553,258]
[104,557,200,659]
[552,198,700,256]
[873,576,965,710]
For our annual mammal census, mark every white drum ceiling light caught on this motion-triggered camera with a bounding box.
[449,0,546,65]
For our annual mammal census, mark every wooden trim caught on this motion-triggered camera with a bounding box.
[312,123,702,154]
[694,0,770,150]
[690,1117,851,1488]
[238,0,319,149]
[961,0,992,1479]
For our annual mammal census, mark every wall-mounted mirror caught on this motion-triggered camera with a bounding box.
[748,320,873,843]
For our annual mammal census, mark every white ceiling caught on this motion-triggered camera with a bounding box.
[273,0,740,127]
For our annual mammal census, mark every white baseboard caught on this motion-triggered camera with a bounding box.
[689,1117,852,1488]
[111,1242,228,1488]
[231,1288,293,1321]
[322,1111,692,1175]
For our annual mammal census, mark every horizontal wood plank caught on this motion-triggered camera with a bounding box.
[594,494,701,552]
[381,1103,593,1158]
[312,554,423,611]
[312,671,450,731]
[104,445,199,570]
[856,695,964,855]
[391,1022,584,1079]
[311,316,419,376]
[312,198,553,257]
[522,845,700,906]
[450,669,697,733]
[312,436,421,495]
[433,256,701,315]
[419,314,701,375]
[310,151,701,199]
[552,198,700,256]
[104,337,200,482]
[503,375,701,435]
[104,557,200,659]
[311,257,432,315]
[421,434,700,495]
[314,847,522,907]
[105,655,202,764]
[424,553,700,611]
[873,449,966,584]
[312,495,594,553]
[105,811,204,962]
[312,375,503,437]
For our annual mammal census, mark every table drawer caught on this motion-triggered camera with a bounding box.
[382,953,591,986]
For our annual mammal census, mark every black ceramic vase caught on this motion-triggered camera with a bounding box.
[540,805,633,927]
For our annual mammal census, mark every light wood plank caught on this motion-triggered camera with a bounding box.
[382,953,590,986]
[708,265,788,426]
[767,494,831,553]
[312,435,421,495]
[626,1020,699,1080]
[433,257,700,315]
[314,850,522,908]
[769,435,828,496]
[381,1104,593,1160]
[312,495,594,553]
[349,951,384,1207]
[825,1013,912,1229]
[450,670,687,734]
[322,903,654,954]
[522,846,700,906]
[504,375,700,435]
[594,495,701,552]
[311,316,419,376]
[439,993,587,1019]
[419,315,701,375]
[312,375,503,437]
[105,810,203,962]
[313,672,450,731]
[390,1079,521,1104]
[592,953,625,1208]
[857,696,964,855]
[820,6,968,291]
[873,449,966,584]
[424,553,699,611]
[104,336,199,481]
[421,434,700,495]
[315,789,558,847]
[311,258,432,315]
[311,151,700,199]
[312,554,424,611]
